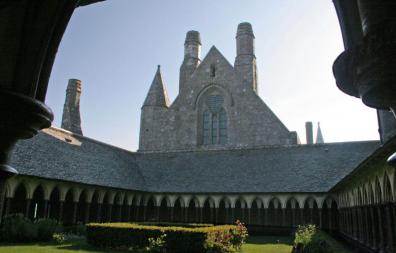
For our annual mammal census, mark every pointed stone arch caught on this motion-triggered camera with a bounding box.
[173,197,185,222]
[194,84,234,110]
[10,182,28,216]
[145,195,157,221]
[286,197,300,227]
[29,184,46,220]
[250,197,263,225]
[218,197,232,224]
[202,197,215,224]
[187,196,199,223]
[303,197,319,226]
[159,195,171,222]
[268,197,282,226]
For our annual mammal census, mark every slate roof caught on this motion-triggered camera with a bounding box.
[10,127,380,193]
[10,128,147,191]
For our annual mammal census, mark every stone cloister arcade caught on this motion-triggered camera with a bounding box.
[2,175,338,232]
[335,164,396,253]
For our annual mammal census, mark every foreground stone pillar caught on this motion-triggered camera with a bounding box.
[43,200,49,219]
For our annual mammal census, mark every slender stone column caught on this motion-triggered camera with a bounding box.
[299,208,304,226]
[385,204,394,253]
[231,208,235,223]
[363,206,370,245]
[134,205,139,221]
[247,208,251,225]
[281,208,286,227]
[199,207,203,223]
[96,203,102,222]
[318,208,322,229]
[40,200,48,219]
[126,205,131,222]
[84,202,91,224]
[263,208,268,226]
[328,208,333,231]
[59,201,64,222]
[215,208,219,224]
[377,206,385,252]
[156,206,160,221]
[170,207,174,222]
[117,204,122,222]
[369,206,378,250]
[72,201,78,224]
[291,208,296,227]
[107,204,113,222]
[25,199,31,218]
[352,207,358,239]
[357,207,362,242]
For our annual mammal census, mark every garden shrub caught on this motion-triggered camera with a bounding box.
[35,218,62,241]
[0,214,37,242]
[52,233,66,244]
[63,222,86,236]
[86,221,248,253]
[138,222,213,228]
[147,234,167,253]
[293,225,351,253]
[0,214,63,243]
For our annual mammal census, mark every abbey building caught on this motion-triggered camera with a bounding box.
[2,23,395,253]
[140,23,297,152]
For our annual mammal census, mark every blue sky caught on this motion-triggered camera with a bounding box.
[47,0,378,151]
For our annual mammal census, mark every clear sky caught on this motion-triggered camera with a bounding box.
[47,0,379,151]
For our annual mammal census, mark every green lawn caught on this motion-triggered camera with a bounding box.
[242,236,293,253]
[0,236,294,253]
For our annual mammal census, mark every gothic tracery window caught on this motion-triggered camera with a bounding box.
[201,95,227,145]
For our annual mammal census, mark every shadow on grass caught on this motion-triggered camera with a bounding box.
[246,236,294,245]
[55,240,135,253]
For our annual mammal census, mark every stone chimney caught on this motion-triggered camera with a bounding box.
[179,30,201,92]
[235,22,258,92]
[305,121,313,144]
[61,79,83,135]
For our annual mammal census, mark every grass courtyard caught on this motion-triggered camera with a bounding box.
[0,236,293,253]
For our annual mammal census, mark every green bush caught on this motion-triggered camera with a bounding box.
[138,222,213,228]
[0,214,37,242]
[147,233,167,253]
[52,233,66,244]
[35,218,62,241]
[294,225,351,253]
[86,222,248,253]
[0,214,63,243]
[63,222,86,236]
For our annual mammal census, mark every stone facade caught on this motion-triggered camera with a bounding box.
[139,23,298,152]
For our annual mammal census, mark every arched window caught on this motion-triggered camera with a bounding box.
[201,95,227,145]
